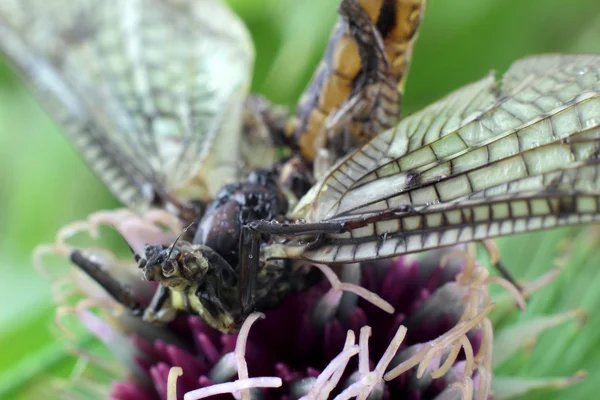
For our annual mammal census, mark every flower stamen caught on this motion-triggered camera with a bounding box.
[336,324,409,400]
[184,378,283,400]
[449,376,474,400]
[430,341,461,379]
[234,312,265,400]
[319,330,358,398]
[301,330,359,400]
[32,243,67,277]
[385,303,494,381]
[312,263,394,313]
[183,312,283,400]
[358,326,371,375]
[143,208,184,233]
[486,275,526,311]
[167,366,183,400]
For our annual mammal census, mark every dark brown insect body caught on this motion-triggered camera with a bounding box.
[194,170,288,266]
[287,0,426,163]
[118,0,429,333]
[132,169,320,333]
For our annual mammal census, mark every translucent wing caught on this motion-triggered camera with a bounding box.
[0,0,253,210]
[284,54,600,263]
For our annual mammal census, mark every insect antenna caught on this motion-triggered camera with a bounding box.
[125,243,142,263]
[166,222,195,259]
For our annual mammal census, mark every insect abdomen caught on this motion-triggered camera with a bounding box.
[286,0,427,162]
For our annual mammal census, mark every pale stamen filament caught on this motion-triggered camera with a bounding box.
[312,263,394,314]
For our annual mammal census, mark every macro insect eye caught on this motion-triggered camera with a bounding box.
[161,261,178,277]
[162,263,174,273]
[184,258,200,273]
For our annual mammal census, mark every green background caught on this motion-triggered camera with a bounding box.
[1,0,600,398]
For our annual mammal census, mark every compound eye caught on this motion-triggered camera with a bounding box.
[161,261,176,277]
[144,244,164,260]
[143,244,154,258]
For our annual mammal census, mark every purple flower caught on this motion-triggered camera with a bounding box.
[36,209,576,400]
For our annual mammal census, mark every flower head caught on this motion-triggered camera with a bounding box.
[35,209,584,400]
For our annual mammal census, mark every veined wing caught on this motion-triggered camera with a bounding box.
[282,54,600,263]
[0,0,253,211]
[293,71,500,221]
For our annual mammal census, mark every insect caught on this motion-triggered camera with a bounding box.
[2,0,600,334]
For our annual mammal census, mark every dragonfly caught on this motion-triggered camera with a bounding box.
[1,0,600,333]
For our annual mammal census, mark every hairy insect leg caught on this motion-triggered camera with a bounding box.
[142,285,178,325]
[70,250,144,316]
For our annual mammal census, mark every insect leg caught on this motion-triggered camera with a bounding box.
[70,250,144,316]
[248,206,418,242]
[142,285,178,325]
[493,259,523,292]
[146,285,168,314]
[239,225,261,314]
[480,240,523,292]
[239,219,342,313]
[248,220,347,236]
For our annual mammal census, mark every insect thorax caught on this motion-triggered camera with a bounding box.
[141,169,318,332]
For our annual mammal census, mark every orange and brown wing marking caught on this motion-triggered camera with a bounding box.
[380,0,427,94]
[287,0,427,162]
